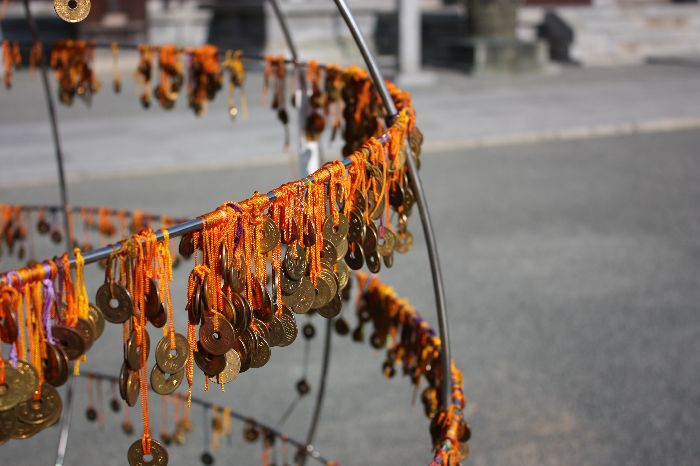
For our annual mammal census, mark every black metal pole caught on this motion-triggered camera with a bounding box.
[330,0,453,408]
[299,318,333,466]
[20,2,75,464]
[21,0,73,252]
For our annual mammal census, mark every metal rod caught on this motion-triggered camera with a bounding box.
[300,317,333,466]
[54,374,75,466]
[79,370,331,464]
[21,0,73,255]
[331,0,453,408]
[267,0,299,61]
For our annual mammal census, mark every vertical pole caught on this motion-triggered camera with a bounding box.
[331,0,453,408]
[399,0,421,77]
[21,3,74,464]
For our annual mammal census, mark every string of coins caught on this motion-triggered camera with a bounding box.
[49,40,101,106]
[77,371,335,466]
[1,97,420,463]
[351,273,471,466]
[0,251,106,444]
[0,203,186,266]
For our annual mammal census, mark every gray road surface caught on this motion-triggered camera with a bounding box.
[1,128,700,465]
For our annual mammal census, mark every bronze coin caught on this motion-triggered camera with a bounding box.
[144,278,162,319]
[43,343,68,387]
[250,280,272,322]
[208,349,241,385]
[258,215,280,254]
[187,284,201,325]
[334,261,350,290]
[283,244,306,281]
[194,342,226,378]
[150,304,167,328]
[14,360,39,402]
[119,362,128,401]
[51,325,86,360]
[126,330,151,371]
[320,239,338,265]
[363,222,378,254]
[227,257,246,294]
[127,438,169,466]
[316,294,342,319]
[0,408,16,443]
[395,230,413,254]
[178,232,194,258]
[383,251,394,268]
[15,383,62,426]
[11,419,40,440]
[344,241,364,270]
[88,303,105,340]
[95,282,133,324]
[267,315,285,347]
[199,317,235,356]
[230,292,252,335]
[290,279,315,314]
[155,333,189,374]
[234,337,251,374]
[75,317,96,351]
[366,250,382,274]
[334,237,349,262]
[280,271,302,296]
[150,365,184,396]
[277,308,298,348]
[311,270,336,309]
[249,328,270,369]
[347,209,365,243]
[0,367,25,411]
[322,214,349,238]
[376,228,396,257]
[125,369,140,407]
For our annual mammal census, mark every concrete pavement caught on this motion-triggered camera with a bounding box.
[1,60,700,186]
[0,129,699,465]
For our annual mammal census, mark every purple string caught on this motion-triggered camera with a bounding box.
[43,278,56,345]
[5,272,21,366]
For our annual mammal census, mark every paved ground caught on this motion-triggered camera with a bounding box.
[1,59,700,185]
[1,127,700,465]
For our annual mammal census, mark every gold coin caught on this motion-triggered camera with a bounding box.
[54,0,90,23]
[0,367,25,411]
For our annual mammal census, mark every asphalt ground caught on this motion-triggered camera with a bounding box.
[1,128,700,465]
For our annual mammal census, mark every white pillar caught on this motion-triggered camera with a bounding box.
[397,0,434,86]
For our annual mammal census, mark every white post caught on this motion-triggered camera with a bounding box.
[397,0,434,86]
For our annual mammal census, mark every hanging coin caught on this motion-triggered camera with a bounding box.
[311,269,336,309]
[249,327,271,369]
[208,349,241,384]
[126,330,151,371]
[283,244,306,281]
[267,314,285,347]
[96,282,133,324]
[322,214,349,239]
[199,316,235,356]
[0,366,26,411]
[14,360,39,402]
[289,278,315,314]
[75,316,96,351]
[42,343,69,387]
[155,333,188,374]
[230,292,252,335]
[150,366,184,396]
[88,303,105,340]
[376,228,396,257]
[345,241,364,270]
[277,308,297,347]
[280,271,302,296]
[0,409,16,444]
[194,342,226,378]
[366,250,381,273]
[125,369,140,407]
[227,256,246,294]
[127,438,169,466]
[178,232,195,258]
[316,294,342,319]
[258,215,280,254]
[334,261,350,290]
[54,0,91,23]
[51,325,86,360]
[15,383,62,426]
[347,209,365,243]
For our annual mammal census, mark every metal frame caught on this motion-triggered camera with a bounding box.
[10,0,452,463]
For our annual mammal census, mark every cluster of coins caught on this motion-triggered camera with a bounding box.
[154,46,185,110]
[349,274,471,465]
[0,300,105,443]
[1,40,21,90]
[49,40,100,106]
[189,45,223,116]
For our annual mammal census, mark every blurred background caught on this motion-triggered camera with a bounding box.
[1,0,700,465]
